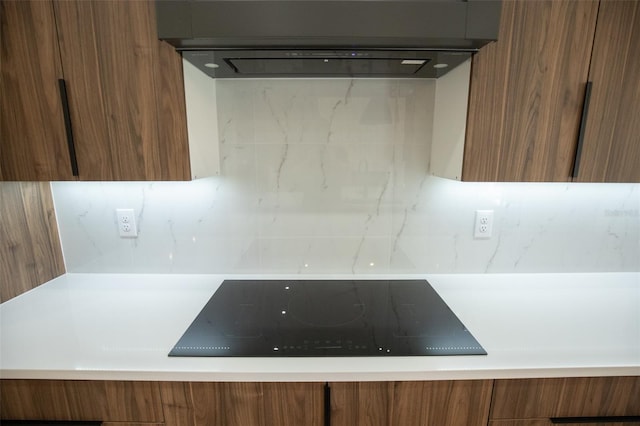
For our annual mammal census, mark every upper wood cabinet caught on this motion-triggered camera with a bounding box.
[463,0,640,183]
[0,1,73,181]
[574,0,640,182]
[0,0,190,181]
[463,0,599,182]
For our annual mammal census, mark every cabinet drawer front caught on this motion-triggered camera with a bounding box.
[0,380,164,423]
[160,381,325,426]
[330,380,493,426]
[491,377,640,419]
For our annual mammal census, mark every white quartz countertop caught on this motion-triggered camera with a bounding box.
[1,273,639,382]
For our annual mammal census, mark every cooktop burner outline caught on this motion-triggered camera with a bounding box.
[287,281,367,327]
[169,279,486,357]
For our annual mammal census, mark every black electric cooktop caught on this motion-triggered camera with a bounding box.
[169,279,486,357]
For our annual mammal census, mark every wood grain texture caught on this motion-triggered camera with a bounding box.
[490,421,640,426]
[154,37,191,180]
[0,0,75,181]
[53,0,190,181]
[490,377,640,420]
[0,380,164,422]
[158,382,195,426]
[102,424,164,426]
[0,182,65,302]
[330,380,493,426]
[575,0,640,182]
[159,381,325,426]
[331,381,392,426]
[463,0,599,182]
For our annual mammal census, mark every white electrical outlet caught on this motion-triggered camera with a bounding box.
[116,208,138,238]
[474,210,494,239]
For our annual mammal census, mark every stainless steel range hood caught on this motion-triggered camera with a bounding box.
[156,0,501,78]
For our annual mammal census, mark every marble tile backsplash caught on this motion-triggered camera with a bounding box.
[51,79,640,274]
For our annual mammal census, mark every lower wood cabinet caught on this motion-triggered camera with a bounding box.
[0,380,164,422]
[329,380,493,426]
[2,377,638,426]
[490,377,640,426]
[1,379,490,426]
[159,382,324,426]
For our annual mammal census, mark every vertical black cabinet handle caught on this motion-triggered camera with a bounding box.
[572,81,593,180]
[58,78,79,177]
[324,383,331,426]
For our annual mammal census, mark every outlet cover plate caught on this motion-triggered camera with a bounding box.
[474,210,493,239]
[116,208,138,238]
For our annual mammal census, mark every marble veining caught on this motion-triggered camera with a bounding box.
[50,79,640,274]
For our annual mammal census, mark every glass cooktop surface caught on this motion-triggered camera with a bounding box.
[169,279,486,357]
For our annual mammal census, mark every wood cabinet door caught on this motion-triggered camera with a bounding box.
[0,0,76,181]
[574,0,640,183]
[463,0,599,182]
[0,182,65,303]
[490,377,640,420]
[160,382,325,426]
[53,0,190,181]
[330,380,493,426]
[0,379,164,422]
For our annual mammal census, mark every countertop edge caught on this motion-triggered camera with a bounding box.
[2,366,639,382]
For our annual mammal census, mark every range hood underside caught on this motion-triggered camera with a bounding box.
[157,1,501,78]
[183,49,471,79]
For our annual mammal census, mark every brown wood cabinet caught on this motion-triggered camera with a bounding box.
[159,381,324,426]
[574,0,640,182]
[1,380,324,426]
[463,0,640,183]
[0,380,164,422]
[330,380,493,426]
[490,377,640,424]
[0,0,190,181]
[463,0,598,182]
[2,379,489,426]
[0,182,65,302]
[0,1,73,181]
[3,377,640,425]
